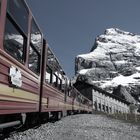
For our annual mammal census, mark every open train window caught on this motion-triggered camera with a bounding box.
[7,0,29,35]
[4,16,26,63]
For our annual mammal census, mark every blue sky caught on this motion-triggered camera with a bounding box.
[27,0,140,78]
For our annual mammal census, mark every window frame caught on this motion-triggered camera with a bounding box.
[45,47,66,92]
[28,17,42,75]
[3,0,29,64]
[30,18,42,54]
[45,65,53,84]
[3,13,27,64]
[28,43,41,74]
[7,0,29,35]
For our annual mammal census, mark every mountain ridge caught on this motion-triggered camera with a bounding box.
[75,28,140,104]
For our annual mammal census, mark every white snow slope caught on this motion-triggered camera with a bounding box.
[76,28,140,103]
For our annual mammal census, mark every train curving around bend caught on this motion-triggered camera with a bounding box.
[0,0,92,132]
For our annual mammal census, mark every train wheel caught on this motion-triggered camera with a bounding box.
[23,113,39,129]
[40,113,49,124]
[58,112,62,120]
[62,110,67,117]
[51,111,62,121]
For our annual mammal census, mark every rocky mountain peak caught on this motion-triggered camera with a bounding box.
[104,28,135,36]
[75,28,140,103]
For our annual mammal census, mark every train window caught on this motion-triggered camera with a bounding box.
[47,48,54,69]
[61,77,66,92]
[30,19,42,54]
[68,90,71,97]
[58,78,62,90]
[46,48,55,85]
[53,58,59,72]
[29,18,42,74]
[4,17,25,63]
[47,48,60,72]
[7,0,29,34]
[46,47,65,92]
[45,65,52,84]
[58,73,63,91]
[28,46,40,74]
[52,73,57,87]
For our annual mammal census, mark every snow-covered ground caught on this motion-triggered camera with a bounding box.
[6,114,140,140]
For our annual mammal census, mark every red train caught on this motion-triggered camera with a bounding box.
[0,0,92,131]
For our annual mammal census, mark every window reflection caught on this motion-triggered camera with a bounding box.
[29,18,42,74]
[4,17,25,62]
[47,48,55,69]
[46,47,66,91]
[52,74,57,87]
[28,46,40,74]
[45,66,52,83]
[61,76,66,92]
[7,0,29,34]
[47,48,61,73]
[31,19,42,53]
[58,78,61,90]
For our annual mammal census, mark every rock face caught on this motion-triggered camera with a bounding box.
[75,28,140,103]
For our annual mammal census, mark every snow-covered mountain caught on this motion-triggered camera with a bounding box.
[75,28,140,104]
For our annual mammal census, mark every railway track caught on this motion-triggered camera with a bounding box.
[1,113,74,140]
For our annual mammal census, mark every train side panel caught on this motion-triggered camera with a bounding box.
[41,84,65,112]
[0,43,40,115]
[0,0,42,115]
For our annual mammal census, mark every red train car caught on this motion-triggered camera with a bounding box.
[0,0,44,126]
[71,87,93,113]
[0,0,92,131]
[40,44,73,119]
